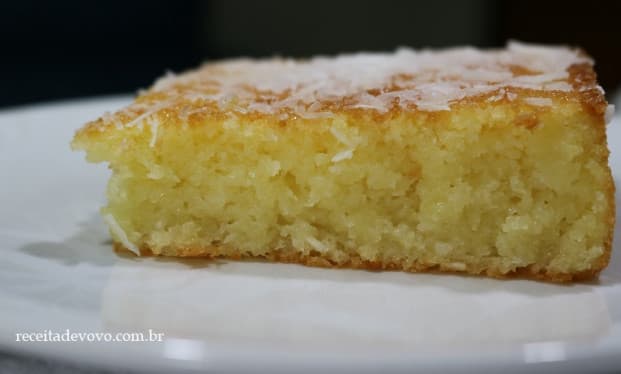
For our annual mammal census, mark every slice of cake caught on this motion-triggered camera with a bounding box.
[72,42,615,282]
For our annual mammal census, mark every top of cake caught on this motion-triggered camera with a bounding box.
[86,41,608,131]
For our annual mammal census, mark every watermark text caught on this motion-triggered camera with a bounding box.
[15,329,164,343]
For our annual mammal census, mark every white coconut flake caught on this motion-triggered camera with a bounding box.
[306,236,327,252]
[349,103,384,110]
[103,214,139,255]
[487,88,506,102]
[416,102,451,111]
[331,149,354,163]
[329,127,354,146]
[542,81,573,91]
[125,106,163,128]
[101,111,124,129]
[523,97,553,107]
[299,111,333,119]
[149,119,160,147]
[152,70,177,88]
[605,104,615,125]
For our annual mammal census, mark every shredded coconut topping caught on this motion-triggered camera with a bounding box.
[100,41,602,127]
[104,214,139,255]
[523,97,554,107]
[331,149,354,163]
[605,104,615,125]
[306,236,327,252]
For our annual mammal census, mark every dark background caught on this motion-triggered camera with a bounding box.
[1,0,620,108]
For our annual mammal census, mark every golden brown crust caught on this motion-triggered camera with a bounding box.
[73,44,608,142]
[72,89,605,150]
[113,241,608,283]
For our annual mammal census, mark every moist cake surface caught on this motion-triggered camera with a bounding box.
[72,42,615,282]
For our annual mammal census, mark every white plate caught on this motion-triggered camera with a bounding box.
[0,96,620,374]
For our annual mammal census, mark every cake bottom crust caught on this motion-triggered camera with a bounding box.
[112,242,604,283]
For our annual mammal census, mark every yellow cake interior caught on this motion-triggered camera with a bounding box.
[72,97,613,279]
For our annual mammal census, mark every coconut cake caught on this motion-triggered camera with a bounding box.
[72,42,615,282]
